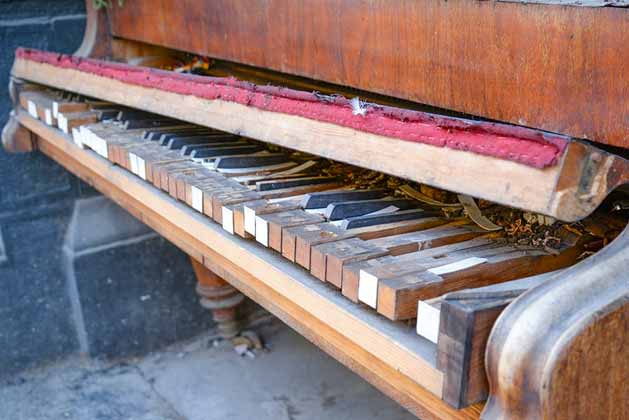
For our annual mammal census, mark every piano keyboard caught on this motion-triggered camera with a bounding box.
[17,85,625,410]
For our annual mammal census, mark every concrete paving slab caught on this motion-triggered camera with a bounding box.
[0,322,416,420]
[0,360,181,420]
[139,323,415,420]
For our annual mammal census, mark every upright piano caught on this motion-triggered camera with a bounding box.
[2,1,627,418]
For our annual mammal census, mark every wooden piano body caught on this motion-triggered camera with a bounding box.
[2,1,628,418]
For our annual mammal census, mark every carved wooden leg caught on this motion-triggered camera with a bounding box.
[191,258,245,339]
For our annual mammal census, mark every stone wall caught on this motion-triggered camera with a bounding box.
[0,0,213,377]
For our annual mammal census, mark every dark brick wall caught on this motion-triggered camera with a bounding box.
[0,1,214,376]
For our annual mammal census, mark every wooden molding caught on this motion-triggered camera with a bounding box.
[483,224,629,419]
[2,112,35,153]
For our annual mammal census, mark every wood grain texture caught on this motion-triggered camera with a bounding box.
[429,271,562,408]
[483,224,628,419]
[1,112,35,153]
[75,0,111,58]
[14,112,487,419]
[108,0,629,149]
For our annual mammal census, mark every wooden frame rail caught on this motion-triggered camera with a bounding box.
[17,111,483,419]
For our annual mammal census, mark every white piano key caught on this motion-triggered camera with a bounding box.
[191,186,203,213]
[99,138,108,158]
[52,101,59,119]
[358,269,379,309]
[27,100,38,119]
[416,300,441,343]
[428,257,488,276]
[136,156,146,179]
[222,207,234,234]
[44,109,53,126]
[129,153,138,175]
[57,113,68,133]
[71,127,82,147]
[243,205,257,235]
[255,215,269,247]
[85,128,96,150]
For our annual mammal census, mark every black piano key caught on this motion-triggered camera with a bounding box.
[158,131,226,145]
[165,134,238,149]
[142,126,209,140]
[180,141,248,156]
[94,109,121,120]
[122,119,182,130]
[300,189,388,209]
[190,145,263,159]
[213,153,289,169]
[165,136,228,150]
[341,208,439,230]
[255,176,339,192]
[116,109,162,121]
[325,198,419,220]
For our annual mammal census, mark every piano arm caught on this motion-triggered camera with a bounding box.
[483,224,629,419]
[75,0,111,59]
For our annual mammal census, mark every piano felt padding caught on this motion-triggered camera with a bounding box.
[15,48,568,169]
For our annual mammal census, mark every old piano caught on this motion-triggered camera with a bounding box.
[2,1,628,418]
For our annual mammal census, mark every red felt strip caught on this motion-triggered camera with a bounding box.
[16,48,569,168]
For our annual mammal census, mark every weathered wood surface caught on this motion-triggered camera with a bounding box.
[107,0,629,149]
[1,112,35,153]
[14,111,489,419]
[435,271,562,408]
[483,224,628,419]
[11,56,629,222]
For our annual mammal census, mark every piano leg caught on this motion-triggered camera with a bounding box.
[483,224,629,419]
[191,257,245,339]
